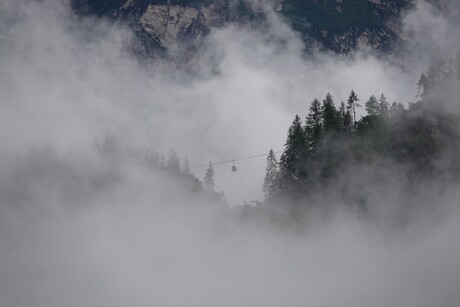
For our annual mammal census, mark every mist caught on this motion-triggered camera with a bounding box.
[0,0,432,204]
[1,0,460,306]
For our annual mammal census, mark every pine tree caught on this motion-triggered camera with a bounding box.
[322,93,340,132]
[204,162,215,191]
[365,95,379,115]
[379,93,390,117]
[279,115,308,189]
[192,178,203,193]
[417,54,460,99]
[417,65,439,99]
[390,101,405,117]
[319,94,344,180]
[341,101,353,133]
[346,90,360,126]
[305,98,323,157]
[167,149,181,173]
[262,149,279,199]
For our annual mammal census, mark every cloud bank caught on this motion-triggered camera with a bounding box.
[0,1,460,306]
[0,0,445,203]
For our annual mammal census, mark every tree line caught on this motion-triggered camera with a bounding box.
[95,134,226,203]
[263,53,460,214]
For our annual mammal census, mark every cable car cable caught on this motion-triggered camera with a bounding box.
[190,150,284,169]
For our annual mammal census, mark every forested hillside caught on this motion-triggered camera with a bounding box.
[0,136,226,211]
[2,1,460,306]
[259,53,460,220]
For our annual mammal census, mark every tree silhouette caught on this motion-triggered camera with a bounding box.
[263,149,279,199]
[378,93,390,117]
[365,95,379,115]
[341,101,353,133]
[279,115,309,190]
[347,90,360,126]
[305,98,323,157]
[322,93,341,132]
[204,162,215,191]
[167,149,181,173]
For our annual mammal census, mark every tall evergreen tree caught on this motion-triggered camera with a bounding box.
[341,101,353,132]
[305,98,323,157]
[417,54,460,99]
[322,93,341,132]
[204,162,215,191]
[279,115,309,189]
[379,93,390,117]
[365,95,379,115]
[263,149,279,199]
[390,101,405,117]
[192,178,203,193]
[167,149,181,173]
[346,90,360,126]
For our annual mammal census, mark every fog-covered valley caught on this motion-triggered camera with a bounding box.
[1,1,460,306]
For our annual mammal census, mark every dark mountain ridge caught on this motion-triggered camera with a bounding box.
[69,0,458,58]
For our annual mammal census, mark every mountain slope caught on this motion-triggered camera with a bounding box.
[69,0,454,57]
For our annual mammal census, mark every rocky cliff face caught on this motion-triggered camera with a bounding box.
[69,0,454,58]
[138,1,224,53]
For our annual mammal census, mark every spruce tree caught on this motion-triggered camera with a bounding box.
[319,94,343,180]
[167,149,181,173]
[263,149,279,199]
[305,98,323,157]
[279,115,308,189]
[379,93,390,117]
[204,162,215,191]
[365,95,379,115]
[192,178,203,193]
[322,93,340,132]
[341,101,353,133]
[346,90,360,126]
[390,101,405,117]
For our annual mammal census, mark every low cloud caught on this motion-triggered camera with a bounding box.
[0,0,433,203]
[0,1,460,306]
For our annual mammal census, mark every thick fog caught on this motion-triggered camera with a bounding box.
[1,0,460,306]
[0,0,431,204]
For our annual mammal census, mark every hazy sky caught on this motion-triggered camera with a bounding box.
[1,1,460,305]
[1,0,453,204]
